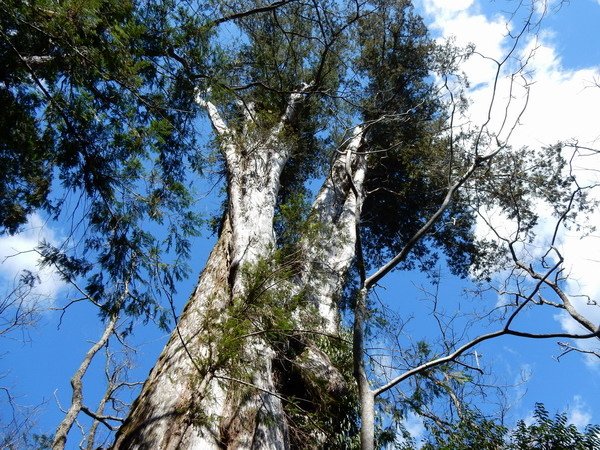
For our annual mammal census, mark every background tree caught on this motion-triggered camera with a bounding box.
[421,404,600,449]
[1,0,209,318]
[1,0,208,447]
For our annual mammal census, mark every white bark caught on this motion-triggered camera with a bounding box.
[112,220,233,449]
[354,287,375,450]
[114,88,313,449]
[302,126,366,333]
[113,120,369,447]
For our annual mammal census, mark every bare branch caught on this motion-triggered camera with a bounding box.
[373,326,599,398]
[51,281,127,450]
[556,341,600,361]
[210,0,297,26]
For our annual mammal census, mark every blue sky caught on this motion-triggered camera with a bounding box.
[410,0,600,438]
[1,0,599,446]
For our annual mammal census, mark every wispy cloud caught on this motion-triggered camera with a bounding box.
[401,412,426,448]
[0,214,65,307]
[567,395,592,428]
[424,1,600,360]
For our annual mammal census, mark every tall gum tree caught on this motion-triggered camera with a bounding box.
[113,1,490,447]
[4,0,596,449]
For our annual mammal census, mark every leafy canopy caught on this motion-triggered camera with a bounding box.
[1,0,212,322]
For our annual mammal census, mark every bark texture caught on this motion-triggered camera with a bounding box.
[113,219,235,449]
[113,91,367,448]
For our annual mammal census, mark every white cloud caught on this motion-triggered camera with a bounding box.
[511,363,533,410]
[567,395,592,428]
[509,63,600,149]
[0,214,65,307]
[427,1,600,358]
[402,412,426,447]
[555,312,600,366]
[522,409,537,427]
[425,1,600,147]
[518,395,592,432]
[424,0,509,89]
[424,0,475,14]
[534,0,562,14]
[519,48,600,357]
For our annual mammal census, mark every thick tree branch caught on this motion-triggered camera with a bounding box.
[195,94,240,170]
[365,152,498,290]
[210,0,297,26]
[269,82,315,136]
[194,96,231,138]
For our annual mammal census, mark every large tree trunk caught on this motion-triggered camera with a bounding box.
[112,90,366,448]
[113,215,235,449]
[113,92,294,448]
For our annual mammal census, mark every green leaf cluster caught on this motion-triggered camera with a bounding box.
[1,0,214,324]
[510,403,600,450]
[422,404,600,450]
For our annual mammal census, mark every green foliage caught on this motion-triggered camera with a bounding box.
[469,144,594,279]
[206,0,348,209]
[509,404,600,450]
[195,0,488,282]
[422,412,507,450]
[354,0,477,277]
[277,332,361,449]
[421,404,600,450]
[274,190,314,250]
[3,1,592,446]
[187,248,312,375]
[194,250,361,448]
[0,0,212,323]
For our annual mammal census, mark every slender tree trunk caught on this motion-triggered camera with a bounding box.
[53,311,119,450]
[353,288,375,450]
